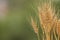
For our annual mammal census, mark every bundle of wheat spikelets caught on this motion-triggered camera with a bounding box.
[30,1,60,40]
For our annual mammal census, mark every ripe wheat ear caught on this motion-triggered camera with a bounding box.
[30,1,60,40]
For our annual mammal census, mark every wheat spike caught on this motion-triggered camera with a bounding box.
[31,17,40,40]
[56,19,60,36]
[38,2,57,40]
[31,17,38,34]
[30,0,60,40]
[38,3,54,33]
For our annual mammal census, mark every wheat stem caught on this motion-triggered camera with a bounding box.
[43,32,45,40]
[37,32,40,40]
[53,28,57,40]
[58,36,59,40]
[51,33,53,40]
[46,34,50,40]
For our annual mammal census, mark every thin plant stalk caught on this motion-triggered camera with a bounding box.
[46,33,50,40]
[53,27,57,40]
[37,31,40,40]
[43,32,45,40]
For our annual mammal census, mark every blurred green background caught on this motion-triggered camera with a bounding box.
[0,0,60,40]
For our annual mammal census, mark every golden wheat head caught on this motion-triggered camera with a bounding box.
[31,17,38,34]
